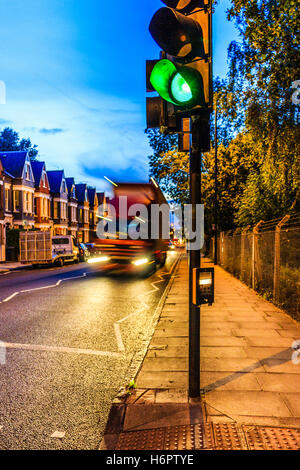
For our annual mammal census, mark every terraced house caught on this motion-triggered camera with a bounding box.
[87,187,98,241]
[66,177,78,238]
[31,161,52,232]
[0,151,107,261]
[47,170,68,236]
[0,151,35,230]
[75,183,89,243]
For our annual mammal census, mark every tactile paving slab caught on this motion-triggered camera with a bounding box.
[213,423,245,450]
[243,426,300,450]
[114,423,300,450]
[116,424,215,450]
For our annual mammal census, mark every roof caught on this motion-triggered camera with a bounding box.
[0,151,29,178]
[31,160,45,187]
[75,183,87,203]
[47,170,65,193]
[87,187,97,205]
[65,177,75,193]
[97,192,105,205]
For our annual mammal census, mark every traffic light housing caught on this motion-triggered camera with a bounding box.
[148,0,212,114]
[150,58,205,109]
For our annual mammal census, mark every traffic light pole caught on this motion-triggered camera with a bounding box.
[214,100,218,265]
[188,115,202,398]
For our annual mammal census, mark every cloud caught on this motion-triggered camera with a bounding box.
[39,127,65,135]
[0,88,150,192]
[0,118,12,125]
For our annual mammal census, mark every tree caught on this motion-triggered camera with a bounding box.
[209,0,299,226]
[146,128,189,206]
[0,127,39,160]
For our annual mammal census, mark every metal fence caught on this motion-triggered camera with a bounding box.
[212,213,300,320]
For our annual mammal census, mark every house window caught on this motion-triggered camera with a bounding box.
[79,208,83,223]
[62,202,67,219]
[24,192,29,212]
[84,209,88,223]
[5,188,9,211]
[25,163,31,180]
[13,190,20,212]
[43,198,48,217]
[54,201,59,219]
[34,197,37,216]
[42,172,47,188]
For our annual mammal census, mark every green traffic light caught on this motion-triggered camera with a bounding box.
[171,73,192,103]
[150,59,205,109]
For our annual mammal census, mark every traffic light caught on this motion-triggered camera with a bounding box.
[146,59,181,133]
[150,59,205,108]
[148,0,212,114]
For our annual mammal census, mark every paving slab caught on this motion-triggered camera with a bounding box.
[137,370,188,389]
[257,374,300,393]
[232,328,281,337]
[142,357,188,372]
[245,336,294,347]
[200,346,247,358]
[200,372,262,391]
[204,391,292,418]
[200,357,265,372]
[200,336,247,346]
[282,394,300,417]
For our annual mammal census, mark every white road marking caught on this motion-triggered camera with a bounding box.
[2,292,19,302]
[2,342,121,358]
[114,324,125,352]
[51,431,65,438]
[113,254,180,351]
[0,273,87,302]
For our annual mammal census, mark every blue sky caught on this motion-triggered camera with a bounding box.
[0,0,239,192]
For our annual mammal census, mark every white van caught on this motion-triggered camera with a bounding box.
[52,235,80,266]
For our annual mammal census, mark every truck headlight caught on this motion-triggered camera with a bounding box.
[88,256,109,264]
[132,258,149,266]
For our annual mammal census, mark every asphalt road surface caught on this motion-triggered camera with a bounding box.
[0,251,180,450]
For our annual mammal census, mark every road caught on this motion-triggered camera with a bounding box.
[0,252,179,450]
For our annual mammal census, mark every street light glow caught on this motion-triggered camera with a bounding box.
[104,176,118,187]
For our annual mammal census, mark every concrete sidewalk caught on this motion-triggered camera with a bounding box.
[0,262,30,273]
[100,255,300,450]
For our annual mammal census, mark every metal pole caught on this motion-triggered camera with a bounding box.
[214,99,218,265]
[188,116,201,398]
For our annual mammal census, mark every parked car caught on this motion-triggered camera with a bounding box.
[78,243,90,262]
[85,243,102,255]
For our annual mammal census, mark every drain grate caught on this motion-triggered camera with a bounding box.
[243,426,300,451]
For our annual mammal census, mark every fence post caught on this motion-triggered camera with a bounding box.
[273,215,290,303]
[220,231,224,265]
[252,221,264,290]
[241,225,250,281]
